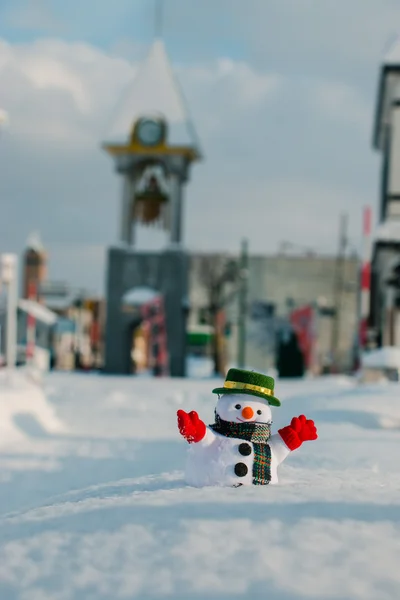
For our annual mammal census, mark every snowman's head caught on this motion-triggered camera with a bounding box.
[216,393,272,424]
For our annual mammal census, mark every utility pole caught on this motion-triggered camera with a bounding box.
[237,238,249,369]
[330,213,348,371]
[0,253,18,372]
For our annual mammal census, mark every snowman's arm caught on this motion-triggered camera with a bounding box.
[196,426,217,447]
[269,433,291,465]
[178,410,215,444]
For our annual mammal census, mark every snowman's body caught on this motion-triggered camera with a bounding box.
[183,393,291,487]
[185,427,290,487]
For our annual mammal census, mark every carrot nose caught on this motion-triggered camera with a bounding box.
[241,406,254,420]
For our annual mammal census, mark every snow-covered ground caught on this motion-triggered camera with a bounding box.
[1,368,400,599]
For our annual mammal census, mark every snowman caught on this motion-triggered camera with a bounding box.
[177,368,317,487]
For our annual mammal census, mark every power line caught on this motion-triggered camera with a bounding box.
[154,0,164,39]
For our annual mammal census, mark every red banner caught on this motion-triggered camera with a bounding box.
[289,304,316,369]
[141,296,169,376]
[89,321,100,346]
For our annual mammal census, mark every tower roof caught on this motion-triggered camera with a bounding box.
[103,40,202,155]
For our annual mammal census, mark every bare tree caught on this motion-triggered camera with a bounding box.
[196,254,238,375]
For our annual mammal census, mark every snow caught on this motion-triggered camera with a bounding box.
[362,346,400,369]
[25,231,45,253]
[0,369,66,446]
[1,370,400,598]
[374,219,400,243]
[384,35,400,65]
[18,299,58,325]
[103,40,202,153]
[121,286,159,306]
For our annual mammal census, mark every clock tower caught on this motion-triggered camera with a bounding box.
[102,39,202,376]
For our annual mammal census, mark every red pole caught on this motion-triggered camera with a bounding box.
[359,206,372,348]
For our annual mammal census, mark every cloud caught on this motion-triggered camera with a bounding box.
[45,243,107,295]
[0,38,134,144]
[226,0,400,71]
[185,177,369,254]
[177,59,282,137]
[311,81,372,132]
[182,58,281,107]
[0,35,378,293]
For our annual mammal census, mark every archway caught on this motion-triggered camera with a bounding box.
[121,287,168,376]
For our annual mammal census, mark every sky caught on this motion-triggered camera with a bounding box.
[0,0,398,294]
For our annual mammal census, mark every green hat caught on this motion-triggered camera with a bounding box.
[212,368,281,407]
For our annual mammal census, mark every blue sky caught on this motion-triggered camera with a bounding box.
[0,0,398,293]
[0,0,247,60]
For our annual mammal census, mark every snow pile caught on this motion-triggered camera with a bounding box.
[374,219,400,243]
[0,369,67,447]
[362,346,400,370]
[186,355,215,378]
[0,372,399,599]
[18,298,58,325]
[122,286,159,306]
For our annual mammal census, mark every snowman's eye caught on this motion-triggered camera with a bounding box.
[257,410,262,415]
[235,404,241,410]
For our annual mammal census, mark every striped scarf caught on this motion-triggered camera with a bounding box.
[210,412,272,485]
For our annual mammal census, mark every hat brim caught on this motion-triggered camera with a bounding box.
[211,386,281,407]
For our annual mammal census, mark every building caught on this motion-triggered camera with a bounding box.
[40,281,105,370]
[370,38,400,346]
[0,296,58,368]
[20,234,104,370]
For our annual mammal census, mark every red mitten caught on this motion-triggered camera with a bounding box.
[278,414,318,451]
[177,410,206,443]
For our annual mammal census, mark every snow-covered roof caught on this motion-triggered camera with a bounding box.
[43,293,79,311]
[361,346,400,370]
[18,299,58,325]
[26,231,45,253]
[374,220,400,243]
[122,287,160,306]
[384,35,400,66]
[103,40,202,153]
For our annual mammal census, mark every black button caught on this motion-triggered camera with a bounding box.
[238,443,251,456]
[234,462,248,477]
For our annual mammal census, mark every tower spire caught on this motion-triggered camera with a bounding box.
[155,0,163,40]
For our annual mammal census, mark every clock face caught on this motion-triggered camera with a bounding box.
[136,118,163,146]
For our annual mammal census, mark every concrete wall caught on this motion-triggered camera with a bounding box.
[189,253,359,373]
